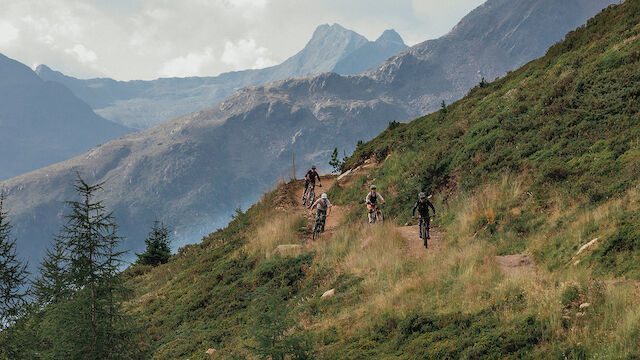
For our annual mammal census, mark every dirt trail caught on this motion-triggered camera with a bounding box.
[281,174,445,256]
[288,176,349,240]
[396,224,443,256]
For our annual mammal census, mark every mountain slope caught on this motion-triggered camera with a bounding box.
[122,2,640,356]
[1,0,614,277]
[0,54,132,180]
[36,24,404,130]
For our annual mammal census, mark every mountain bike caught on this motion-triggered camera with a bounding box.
[369,203,383,224]
[313,211,326,241]
[413,216,430,248]
[302,183,321,208]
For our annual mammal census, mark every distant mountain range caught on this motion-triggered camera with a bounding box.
[36,25,408,129]
[2,0,614,273]
[0,54,132,180]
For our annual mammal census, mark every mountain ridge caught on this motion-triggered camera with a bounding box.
[0,53,133,180]
[36,24,407,129]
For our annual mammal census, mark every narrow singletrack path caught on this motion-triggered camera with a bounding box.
[284,175,445,255]
[396,224,443,256]
[288,176,349,241]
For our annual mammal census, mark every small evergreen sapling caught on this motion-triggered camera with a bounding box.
[328,148,341,174]
[136,220,172,266]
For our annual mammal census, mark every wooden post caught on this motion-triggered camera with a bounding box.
[292,152,296,180]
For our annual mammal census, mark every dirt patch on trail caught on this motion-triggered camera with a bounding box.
[282,175,350,241]
[396,224,443,256]
[494,254,536,276]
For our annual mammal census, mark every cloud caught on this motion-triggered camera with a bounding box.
[0,0,486,80]
[220,38,277,71]
[159,47,215,77]
[227,0,268,9]
[65,44,98,64]
[0,21,19,48]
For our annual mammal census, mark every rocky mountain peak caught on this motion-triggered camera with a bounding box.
[375,29,404,44]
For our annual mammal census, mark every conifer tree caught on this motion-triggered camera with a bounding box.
[0,191,28,330]
[440,100,448,114]
[136,219,172,266]
[38,176,137,359]
[328,148,341,174]
[32,237,70,306]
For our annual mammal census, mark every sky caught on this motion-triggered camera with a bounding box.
[0,0,486,80]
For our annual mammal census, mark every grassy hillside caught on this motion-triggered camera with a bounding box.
[97,1,640,358]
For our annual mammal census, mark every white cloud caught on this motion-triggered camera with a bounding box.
[65,44,98,64]
[221,38,277,71]
[159,47,215,77]
[0,0,486,80]
[0,21,19,48]
[227,0,268,8]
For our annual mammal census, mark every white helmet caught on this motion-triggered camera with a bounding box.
[321,193,328,199]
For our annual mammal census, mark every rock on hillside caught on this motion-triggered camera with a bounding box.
[0,54,132,180]
[36,24,405,129]
[2,0,614,272]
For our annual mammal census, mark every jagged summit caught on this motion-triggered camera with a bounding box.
[35,63,53,75]
[375,29,404,44]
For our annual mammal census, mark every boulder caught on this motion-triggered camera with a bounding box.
[321,289,335,298]
[576,238,599,256]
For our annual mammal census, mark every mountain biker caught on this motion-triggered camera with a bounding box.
[365,185,385,223]
[311,193,332,233]
[412,192,436,239]
[305,165,321,193]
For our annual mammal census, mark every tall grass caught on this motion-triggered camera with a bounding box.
[246,211,306,257]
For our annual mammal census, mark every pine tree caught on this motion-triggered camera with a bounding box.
[328,148,341,174]
[0,191,28,330]
[32,237,71,306]
[43,176,137,359]
[136,219,172,266]
[440,100,448,114]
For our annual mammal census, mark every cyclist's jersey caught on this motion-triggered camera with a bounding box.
[306,170,320,183]
[366,192,384,205]
[413,199,435,218]
[313,198,332,211]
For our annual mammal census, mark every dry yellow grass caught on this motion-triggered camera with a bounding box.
[245,211,305,257]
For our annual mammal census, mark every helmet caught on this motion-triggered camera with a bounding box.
[321,193,327,199]
[311,165,317,169]
[418,192,426,199]
[370,185,377,190]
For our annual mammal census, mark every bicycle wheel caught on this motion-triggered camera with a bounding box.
[421,221,428,248]
[306,191,315,209]
[301,187,309,205]
[376,210,383,223]
[313,220,321,240]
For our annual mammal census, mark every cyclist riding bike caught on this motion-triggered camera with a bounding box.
[305,165,322,193]
[311,193,332,233]
[412,192,436,240]
[365,185,385,223]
